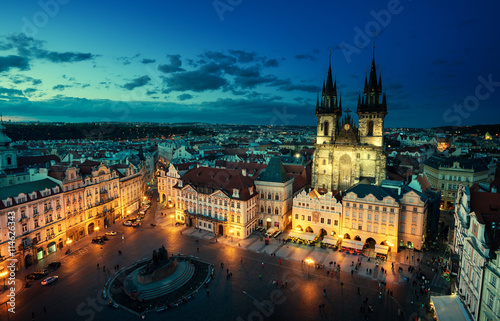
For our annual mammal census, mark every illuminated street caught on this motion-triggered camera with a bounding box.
[0,193,446,321]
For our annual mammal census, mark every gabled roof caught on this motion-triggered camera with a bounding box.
[0,178,60,208]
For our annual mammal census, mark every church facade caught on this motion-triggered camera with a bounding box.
[312,52,387,192]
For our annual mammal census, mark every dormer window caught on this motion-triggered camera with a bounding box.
[233,189,240,198]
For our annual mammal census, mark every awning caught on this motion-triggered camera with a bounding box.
[267,227,277,235]
[341,239,364,250]
[431,295,471,321]
[288,231,316,242]
[322,235,338,245]
[375,244,389,255]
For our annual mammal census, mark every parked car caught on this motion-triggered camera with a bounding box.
[132,221,140,227]
[26,274,40,280]
[123,221,133,226]
[105,231,116,236]
[41,276,58,285]
[48,262,61,268]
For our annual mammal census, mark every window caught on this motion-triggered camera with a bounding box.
[488,293,494,309]
[301,215,305,220]
[346,203,349,207]
[413,207,418,213]
[275,208,279,215]
[374,226,378,233]
[359,213,363,219]
[231,215,235,222]
[382,207,387,212]
[368,214,372,220]
[402,205,406,211]
[382,215,387,222]
[359,204,363,209]
[320,218,324,224]
[390,208,395,213]
[375,206,379,211]
[237,216,240,223]
[374,215,379,221]
[358,224,362,230]
[22,223,28,233]
[411,227,416,235]
[389,216,394,224]
[492,276,497,287]
[307,216,311,222]
[295,214,298,220]
[368,205,372,210]
[353,204,356,208]
[401,214,405,222]
[333,219,338,226]
[367,225,371,232]
[412,216,417,223]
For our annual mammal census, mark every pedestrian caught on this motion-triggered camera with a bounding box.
[351,270,354,276]
[103,266,106,272]
[279,259,282,265]
[262,262,264,268]
[207,289,210,296]
[323,289,326,296]
[327,270,329,276]
[241,257,243,263]
[97,263,99,269]
[357,287,361,294]
[340,282,344,288]
[221,263,224,268]
[227,268,229,274]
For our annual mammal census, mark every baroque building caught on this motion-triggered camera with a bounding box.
[312,52,387,192]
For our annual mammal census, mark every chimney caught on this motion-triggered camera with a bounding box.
[242,169,247,176]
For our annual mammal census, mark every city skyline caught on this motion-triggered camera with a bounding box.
[0,1,499,127]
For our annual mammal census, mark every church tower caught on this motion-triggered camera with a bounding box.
[0,121,17,171]
[357,48,387,147]
[315,53,341,145]
[312,49,387,192]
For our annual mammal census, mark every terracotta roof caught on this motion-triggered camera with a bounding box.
[178,166,257,201]
[17,155,60,167]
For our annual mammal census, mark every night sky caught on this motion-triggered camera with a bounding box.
[0,0,499,128]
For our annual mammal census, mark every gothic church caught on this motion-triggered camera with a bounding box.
[312,51,387,192]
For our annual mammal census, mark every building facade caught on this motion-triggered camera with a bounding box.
[423,156,496,210]
[292,189,342,242]
[312,53,387,192]
[174,167,258,240]
[255,157,294,232]
[0,179,64,270]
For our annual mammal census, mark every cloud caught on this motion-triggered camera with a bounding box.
[164,70,227,92]
[295,54,317,61]
[0,55,30,72]
[141,58,156,64]
[263,58,279,67]
[0,86,28,101]
[6,34,94,63]
[228,50,256,63]
[53,84,69,91]
[432,59,447,65]
[177,93,193,101]
[146,90,157,96]
[157,54,185,73]
[123,75,151,90]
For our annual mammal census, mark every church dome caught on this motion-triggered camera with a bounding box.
[0,123,12,146]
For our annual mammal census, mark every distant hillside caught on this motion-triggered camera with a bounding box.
[5,123,214,141]
[432,124,500,136]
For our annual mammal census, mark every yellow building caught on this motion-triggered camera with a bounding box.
[423,156,496,210]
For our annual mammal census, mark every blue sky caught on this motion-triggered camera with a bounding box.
[0,0,499,128]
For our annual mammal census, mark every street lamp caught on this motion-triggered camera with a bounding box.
[170,214,174,226]
[0,269,8,290]
[66,239,72,251]
[305,258,314,278]
[94,226,99,238]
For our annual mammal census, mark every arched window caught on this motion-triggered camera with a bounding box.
[275,208,279,214]
[275,194,279,200]
[268,193,271,199]
[323,159,326,165]
[367,121,374,136]
[323,121,329,136]
[268,207,272,214]
[260,206,264,212]
[7,157,11,165]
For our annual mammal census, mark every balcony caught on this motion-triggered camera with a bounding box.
[44,207,53,214]
[46,233,56,241]
[56,204,61,210]
[19,215,29,223]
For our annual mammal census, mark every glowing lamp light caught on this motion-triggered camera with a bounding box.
[94,226,99,232]
[170,214,174,218]
[304,258,314,265]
